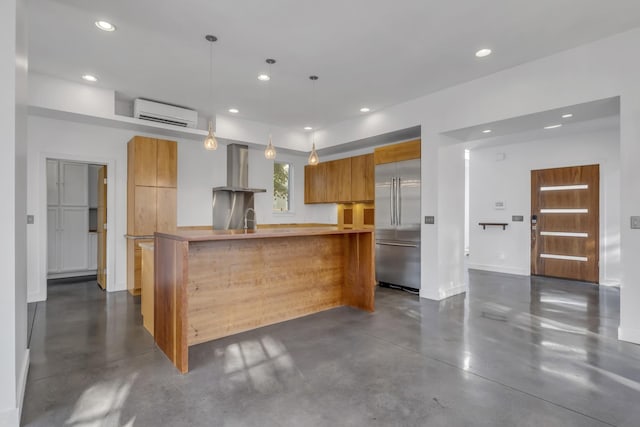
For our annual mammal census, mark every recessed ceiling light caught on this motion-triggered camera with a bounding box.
[95,21,116,32]
[561,113,573,119]
[482,129,492,134]
[82,74,98,82]
[304,126,313,131]
[475,48,492,58]
[360,107,371,113]
[228,108,239,114]
[257,74,270,81]
[544,124,563,130]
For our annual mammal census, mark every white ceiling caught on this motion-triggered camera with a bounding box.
[29,0,640,131]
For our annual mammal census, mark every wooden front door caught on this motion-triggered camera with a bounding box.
[531,164,599,283]
[97,166,107,289]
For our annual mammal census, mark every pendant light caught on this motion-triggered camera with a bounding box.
[308,75,320,165]
[264,58,277,160]
[203,34,219,151]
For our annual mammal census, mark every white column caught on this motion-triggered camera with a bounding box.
[0,0,29,424]
[420,133,467,300]
[619,92,640,345]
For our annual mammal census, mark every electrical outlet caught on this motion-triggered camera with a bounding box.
[512,215,524,222]
[425,216,435,225]
[631,216,640,229]
[27,215,34,224]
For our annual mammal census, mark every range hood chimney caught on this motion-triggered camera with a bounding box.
[212,144,266,193]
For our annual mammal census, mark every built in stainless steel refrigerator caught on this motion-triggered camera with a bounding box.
[375,158,421,290]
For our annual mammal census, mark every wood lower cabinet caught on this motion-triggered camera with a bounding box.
[127,136,177,295]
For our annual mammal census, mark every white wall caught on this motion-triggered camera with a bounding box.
[26,115,335,302]
[467,125,620,284]
[0,0,28,424]
[315,28,640,344]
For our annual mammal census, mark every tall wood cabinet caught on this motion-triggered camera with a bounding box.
[127,136,177,295]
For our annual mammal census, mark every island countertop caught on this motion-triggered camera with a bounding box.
[155,226,373,242]
[153,225,375,373]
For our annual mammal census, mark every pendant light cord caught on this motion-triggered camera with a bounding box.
[268,61,272,137]
[209,42,213,121]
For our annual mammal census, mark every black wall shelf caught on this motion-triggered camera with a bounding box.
[479,222,508,230]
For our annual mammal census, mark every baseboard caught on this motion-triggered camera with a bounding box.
[0,408,18,426]
[0,349,30,427]
[439,284,468,300]
[420,284,467,301]
[17,349,29,423]
[466,263,529,276]
[114,281,127,292]
[599,280,620,287]
[619,326,640,345]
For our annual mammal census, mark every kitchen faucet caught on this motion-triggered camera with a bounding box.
[243,208,257,230]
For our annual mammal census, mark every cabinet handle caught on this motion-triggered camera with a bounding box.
[376,241,418,248]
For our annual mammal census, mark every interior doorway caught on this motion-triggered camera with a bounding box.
[46,159,108,288]
[530,164,600,283]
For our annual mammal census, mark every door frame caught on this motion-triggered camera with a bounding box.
[38,151,116,301]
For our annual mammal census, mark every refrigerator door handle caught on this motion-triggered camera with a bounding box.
[396,177,402,225]
[376,241,419,248]
[390,177,395,225]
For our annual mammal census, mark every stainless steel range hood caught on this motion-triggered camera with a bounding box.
[212,144,265,230]
[212,144,266,193]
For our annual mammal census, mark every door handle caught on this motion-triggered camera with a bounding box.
[376,241,419,248]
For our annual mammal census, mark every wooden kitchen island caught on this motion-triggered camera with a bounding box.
[154,227,375,373]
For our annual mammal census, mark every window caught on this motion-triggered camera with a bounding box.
[273,162,291,212]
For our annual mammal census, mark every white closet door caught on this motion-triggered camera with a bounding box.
[46,160,59,206]
[47,207,60,273]
[60,207,89,271]
[60,162,88,206]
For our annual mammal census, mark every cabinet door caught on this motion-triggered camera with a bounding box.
[46,160,59,206]
[60,207,89,271]
[47,207,60,273]
[131,137,157,186]
[351,154,374,202]
[60,161,88,206]
[326,158,351,202]
[156,139,177,188]
[156,187,177,233]
[133,186,157,235]
[88,164,101,208]
[304,163,327,203]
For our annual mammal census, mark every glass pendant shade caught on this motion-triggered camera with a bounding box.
[308,142,319,165]
[204,120,218,150]
[264,134,276,160]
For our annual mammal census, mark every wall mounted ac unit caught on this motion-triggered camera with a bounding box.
[133,99,198,128]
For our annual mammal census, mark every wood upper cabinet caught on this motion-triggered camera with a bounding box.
[129,136,158,186]
[351,154,374,202]
[156,138,178,188]
[326,158,352,202]
[304,154,375,204]
[305,163,327,203]
[132,186,157,235]
[374,139,421,165]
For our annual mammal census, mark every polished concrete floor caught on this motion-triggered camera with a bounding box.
[22,271,640,426]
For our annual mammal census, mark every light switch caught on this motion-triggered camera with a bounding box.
[631,216,640,229]
[27,215,34,224]
[425,216,435,225]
